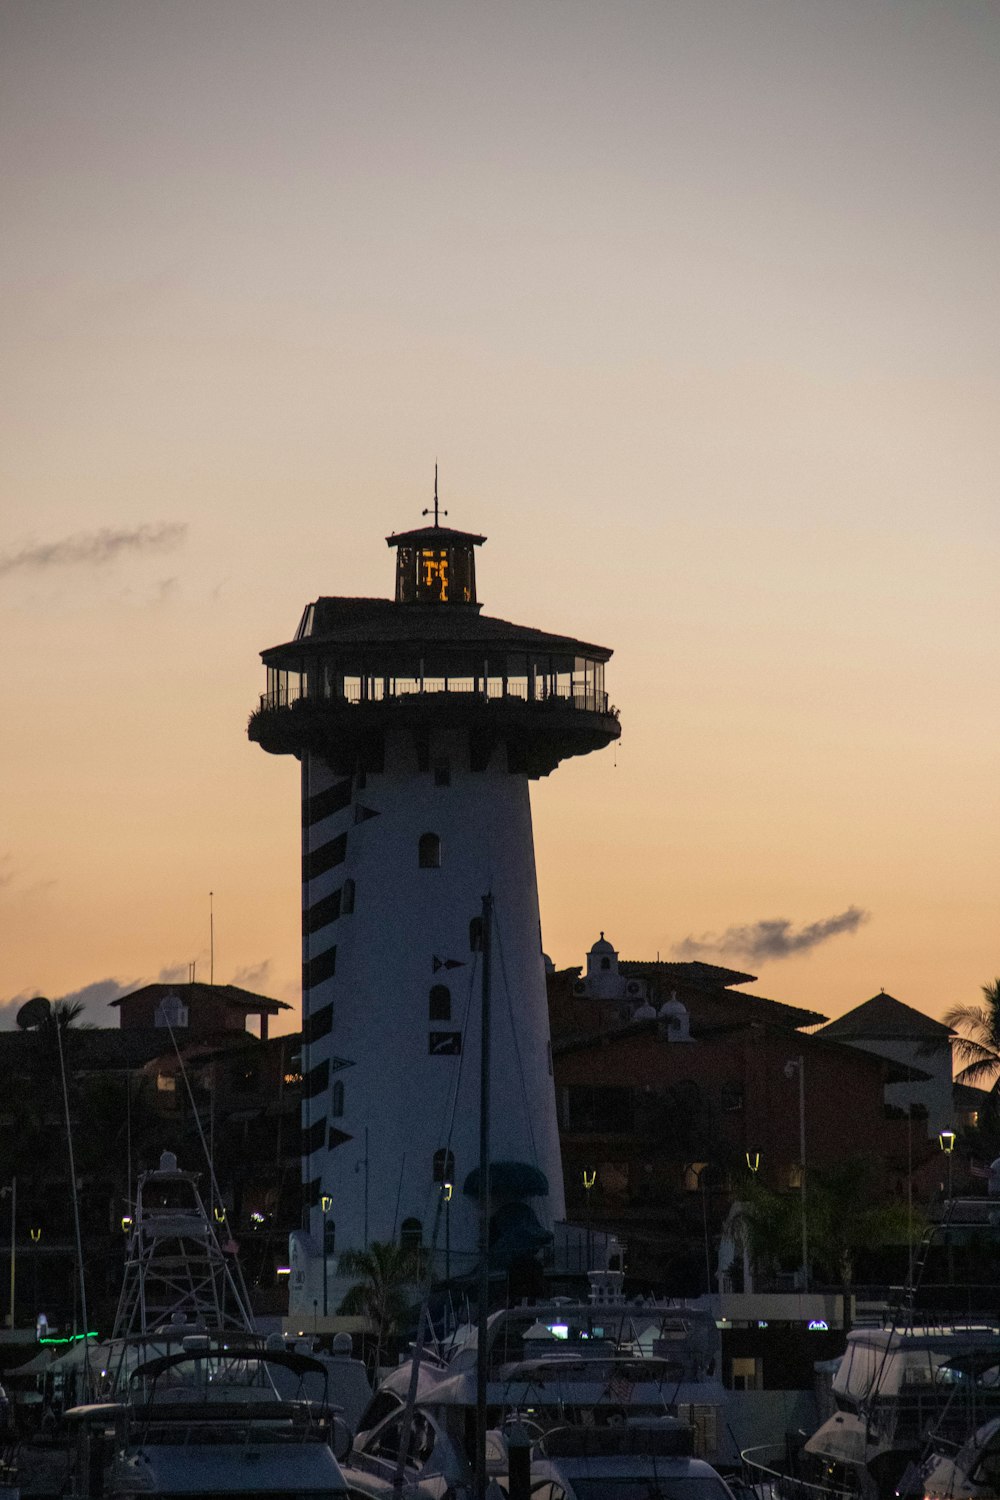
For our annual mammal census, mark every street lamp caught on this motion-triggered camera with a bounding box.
[938,1130,956,1198]
[784,1057,809,1292]
[582,1170,596,1271]
[320,1194,333,1318]
[442,1182,453,1284]
[745,1149,761,1175]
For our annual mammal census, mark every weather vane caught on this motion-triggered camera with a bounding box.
[422,463,447,528]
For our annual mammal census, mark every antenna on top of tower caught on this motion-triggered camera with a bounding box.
[422,463,447,528]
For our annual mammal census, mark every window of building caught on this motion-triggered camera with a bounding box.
[418,832,441,869]
[155,993,189,1029]
[729,1356,762,1392]
[600,957,610,971]
[563,1085,634,1133]
[341,878,355,916]
[720,1081,744,1113]
[400,1217,423,1251]
[331,1080,345,1117]
[432,1148,455,1183]
[429,985,451,1021]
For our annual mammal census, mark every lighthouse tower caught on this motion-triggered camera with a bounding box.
[249,502,619,1316]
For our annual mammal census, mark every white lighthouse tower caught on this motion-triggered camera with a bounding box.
[249,501,619,1318]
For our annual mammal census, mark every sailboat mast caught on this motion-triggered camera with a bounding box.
[475,891,493,1500]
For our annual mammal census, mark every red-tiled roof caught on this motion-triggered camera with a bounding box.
[110,982,291,1015]
[815,992,952,1041]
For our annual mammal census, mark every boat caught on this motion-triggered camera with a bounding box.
[798,1197,1000,1500]
[529,1419,739,1500]
[56,1153,356,1500]
[920,1412,1000,1499]
[344,1288,732,1496]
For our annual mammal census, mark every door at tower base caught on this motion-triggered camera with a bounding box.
[291,728,566,1316]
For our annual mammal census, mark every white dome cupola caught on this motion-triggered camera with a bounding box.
[658,990,692,1042]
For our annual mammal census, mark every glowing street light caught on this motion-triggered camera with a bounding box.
[582,1169,597,1270]
[939,1129,956,1198]
[320,1194,333,1318]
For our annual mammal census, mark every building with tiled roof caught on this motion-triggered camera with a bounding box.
[815,991,954,1136]
[110,981,291,1040]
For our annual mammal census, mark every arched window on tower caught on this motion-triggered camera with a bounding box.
[418,833,441,869]
[341,878,356,915]
[432,1149,455,1184]
[400,1217,423,1251]
[331,1080,345,1118]
[429,985,451,1021]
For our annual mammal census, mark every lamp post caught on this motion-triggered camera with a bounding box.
[938,1130,956,1288]
[745,1149,761,1175]
[442,1182,453,1285]
[30,1227,40,1316]
[784,1057,809,1292]
[320,1194,333,1319]
[1,1179,15,1330]
[938,1129,956,1198]
[582,1169,596,1271]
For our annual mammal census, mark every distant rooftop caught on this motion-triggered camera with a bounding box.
[816,991,952,1042]
[110,982,291,1016]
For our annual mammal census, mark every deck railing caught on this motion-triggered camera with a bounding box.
[259,680,612,715]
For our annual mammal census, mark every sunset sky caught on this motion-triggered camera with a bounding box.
[2,1,997,1036]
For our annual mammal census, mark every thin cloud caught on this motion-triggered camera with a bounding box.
[157,962,192,985]
[673,906,870,963]
[0,976,137,1029]
[231,960,272,992]
[0,522,186,577]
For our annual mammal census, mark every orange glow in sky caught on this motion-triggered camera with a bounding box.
[1,2,997,1033]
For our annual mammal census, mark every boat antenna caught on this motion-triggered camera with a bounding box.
[475,891,494,1500]
[163,1014,256,1327]
[56,1012,91,1398]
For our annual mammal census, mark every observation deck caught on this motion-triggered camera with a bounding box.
[248,595,620,779]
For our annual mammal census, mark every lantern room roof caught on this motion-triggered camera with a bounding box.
[261,596,613,664]
[386,524,486,549]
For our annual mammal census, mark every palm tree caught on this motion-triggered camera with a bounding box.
[735,1156,915,1324]
[945,979,1000,1091]
[337,1240,423,1374]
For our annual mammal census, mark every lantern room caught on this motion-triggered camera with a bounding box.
[387,524,485,607]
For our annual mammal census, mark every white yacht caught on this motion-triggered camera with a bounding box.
[63,1153,354,1500]
[346,1296,730,1496]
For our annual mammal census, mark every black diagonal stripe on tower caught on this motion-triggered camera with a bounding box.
[303,1059,330,1099]
[302,1119,326,1156]
[303,1002,333,1045]
[302,777,352,828]
[303,943,337,991]
[303,889,342,936]
[302,831,347,881]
